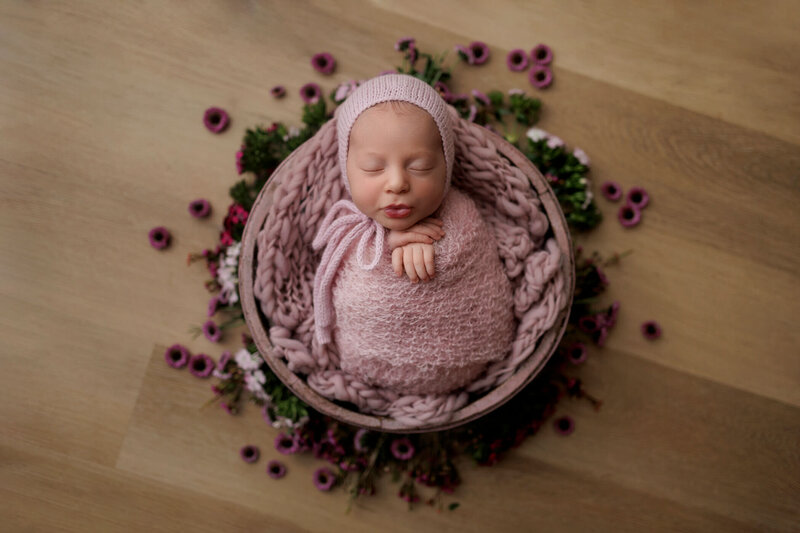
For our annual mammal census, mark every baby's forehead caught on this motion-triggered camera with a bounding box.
[350,102,441,145]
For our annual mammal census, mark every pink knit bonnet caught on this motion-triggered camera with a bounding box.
[335,73,455,198]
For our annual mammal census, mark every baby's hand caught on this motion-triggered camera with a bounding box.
[392,242,436,282]
[386,217,445,250]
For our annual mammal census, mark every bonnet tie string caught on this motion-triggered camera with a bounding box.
[312,199,385,345]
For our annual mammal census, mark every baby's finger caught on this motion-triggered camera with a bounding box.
[423,244,435,279]
[403,247,419,283]
[394,232,434,247]
[408,222,445,241]
[392,247,405,277]
[413,245,429,281]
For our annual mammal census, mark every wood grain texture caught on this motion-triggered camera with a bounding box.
[1,1,798,531]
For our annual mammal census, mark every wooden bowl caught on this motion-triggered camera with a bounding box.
[239,121,575,433]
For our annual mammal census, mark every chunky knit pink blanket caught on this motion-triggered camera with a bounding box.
[254,106,566,428]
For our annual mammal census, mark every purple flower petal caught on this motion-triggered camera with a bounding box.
[164,344,190,369]
[188,353,215,378]
[642,320,662,340]
[390,437,415,460]
[554,415,575,435]
[530,43,554,65]
[189,198,211,218]
[269,85,286,98]
[207,295,220,317]
[240,445,260,463]
[601,181,623,201]
[202,320,222,343]
[506,48,529,72]
[311,52,336,75]
[299,82,322,104]
[267,459,287,479]
[313,467,336,491]
[618,203,642,228]
[566,342,587,365]
[469,41,490,65]
[203,107,230,133]
[148,226,170,250]
[627,186,650,209]
[274,432,299,455]
[528,65,553,89]
[235,148,245,175]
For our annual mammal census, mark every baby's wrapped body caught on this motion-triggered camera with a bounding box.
[331,187,515,395]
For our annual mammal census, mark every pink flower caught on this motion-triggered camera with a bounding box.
[164,344,190,369]
[627,187,649,209]
[353,428,370,452]
[313,467,336,491]
[573,147,590,167]
[566,342,587,365]
[601,181,623,201]
[469,41,490,65]
[618,204,642,228]
[148,226,170,250]
[269,85,286,98]
[333,80,359,103]
[188,199,211,218]
[202,320,222,343]
[188,353,215,378]
[240,445,260,463]
[390,437,415,460]
[299,82,322,104]
[467,104,477,122]
[506,48,529,71]
[203,107,229,133]
[454,44,475,65]
[311,52,336,75]
[267,460,287,479]
[274,433,299,455]
[530,43,553,65]
[554,415,575,435]
[235,147,245,175]
[546,135,564,149]
[642,320,662,340]
[528,65,553,89]
[220,231,234,247]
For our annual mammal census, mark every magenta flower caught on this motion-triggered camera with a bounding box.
[313,467,336,491]
[545,173,559,184]
[188,353,214,378]
[390,437,415,460]
[530,43,553,65]
[601,181,623,201]
[566,342,587,365]
[595,326,609,347]
[467,104,477,122]
[267,459,287,479]
[269,85,286,98]
[627,186,650,209]
[578,315,600,334]
[188,198,211,218]
[554,415,575,435]
[618,203,642,228]
[454,44,475,65]
[642,320,662,340]
[202,320,222,343]
[434,81,452,102]
[274,433,300,455]
[528,65,553,89]
[311,52,336,75]
[235,147,245,175]
[506,48,529,71]
[573,147,590,167]
[220,402,235,415]
[148,226,170,250]
[607,301,620,326]
[471,88,491,106]
[214,350,232,379]
[299,82,322,104]
[353,428,369,453]
[406,43,418,64]
[207,295,220,317]
[164,344,190,369]
[469,41,490,65]
[394,36,415,51]
[203,107,229,133]
[240,445,260,463]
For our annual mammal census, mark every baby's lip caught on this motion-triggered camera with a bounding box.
[385,203,410,209]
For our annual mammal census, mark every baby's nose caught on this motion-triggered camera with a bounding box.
[385,169,410,192]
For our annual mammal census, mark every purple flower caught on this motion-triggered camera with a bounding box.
[469,41,490,65]
[390,437,415,460]
[164,344,190,369]
[454,44,475,65]
[566,342,587,365]
[240,445,260,463]
[333,79,359,103]
[596,266,609,286]
[274,433,300,455]
[642,320,662,340]
[261,405,274,425]
[607,301,620,326]
[434,81,452,102]
[188,353,214,378]
[467,104,477,122]
[188,198,211,218]
[267,459,287,479]
[394,36,415,51]
[220,402,235,415]
[471,88,491,106]
[270,85,286,98]
[554,415,575,435]
[627,186,649,209]
[213,350,232,379]
[235,147,245,175]
[601,181,623,201]
[202,320,222,343]
[207,295,220,317]
[595,326,609,347]
[353,428,369,453]
[339,459,362,472]
[148,226,170,250]
[203,107,229,133]
[528,65,553,89]
[299,82,322,104]
[573,147,590,167]
[406,43,418,64]
[313,467,336,491]
[578,315,600,334]
[618,204,642,228]
[311,52,336,75]
[506,48,529,71]
[530,43,553,65]
[545,173,559,184]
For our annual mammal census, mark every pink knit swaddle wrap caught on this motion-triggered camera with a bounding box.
[326,187,514,395]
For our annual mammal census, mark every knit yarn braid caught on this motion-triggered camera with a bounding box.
[254,105,567,428]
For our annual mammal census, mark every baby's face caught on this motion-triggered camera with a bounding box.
[346,102,447,231]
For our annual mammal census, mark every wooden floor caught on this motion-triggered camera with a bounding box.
[2,1,799,531]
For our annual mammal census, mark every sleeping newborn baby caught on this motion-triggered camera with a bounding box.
[312,73,514,396]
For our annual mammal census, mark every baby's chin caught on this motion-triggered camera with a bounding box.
[374,212,426,231]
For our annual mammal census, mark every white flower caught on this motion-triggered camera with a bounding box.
[573,147,591,166]
[508,88,524,96]
[526,127,548,142]
[582,189,594,210]
[546,135,564,149]
[216,241,241,305]
[235,348,259,371]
